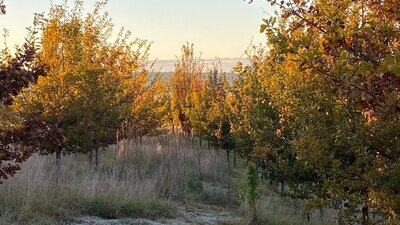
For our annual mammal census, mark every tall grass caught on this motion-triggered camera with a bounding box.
[0,135,230,224]
[228,166,337,225]
[0,134,338,225]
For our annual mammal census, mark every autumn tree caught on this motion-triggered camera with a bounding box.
[171,43,204,136]
[14,1,158,166]
[203,62,235,162]
[186,64,207,144]
[230,48,314,194]
[119,70,169,142]
[243,0,400,223]
[0,29,64,183]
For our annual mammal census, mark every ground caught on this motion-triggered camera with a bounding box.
[73,204,244,225]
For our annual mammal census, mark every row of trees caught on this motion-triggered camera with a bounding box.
[169,44,236,162]
[167,0,400,224]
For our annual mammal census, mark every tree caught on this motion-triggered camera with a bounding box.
[170,43,204,136]
[230,48,315,195]
[13,0,155,165]
[244,0,400,223]
[203,63,235,160]
[119,70,169,142]
[0,30,64,183]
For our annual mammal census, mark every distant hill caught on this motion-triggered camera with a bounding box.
[152,57,249,73]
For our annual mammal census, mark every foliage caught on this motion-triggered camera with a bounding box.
[0,30,63,183]
[230,48,281,162]
[204,63,234,151]
[171,50,235,151]
[0,115,64,184]
[0,0,5,15]
[120,71,169,140]
[13,0,163,156]
[247,164,259,220]
[240,0,400,223]
[0,32,44,106]
[170,43,204,135]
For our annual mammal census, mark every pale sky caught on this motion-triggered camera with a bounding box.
[1,0,274,60]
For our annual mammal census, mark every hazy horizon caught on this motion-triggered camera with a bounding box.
[153,57,248,73]
[1,0,274,60]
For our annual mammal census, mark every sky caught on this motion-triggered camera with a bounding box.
[1,0,275,60]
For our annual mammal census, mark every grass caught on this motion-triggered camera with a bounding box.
[248,195,337,225]
[0,134,231,224]
[0,134,338,225]
[228,161,337,225]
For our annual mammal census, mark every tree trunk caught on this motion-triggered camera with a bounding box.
[293,199,299,215]
[319,207,324,221]
[362,205,369,225]
[95,148,99,168]
[196,148,202,180]
[280,180,285,194]
[88,149,94,164]
[55,149,61,184]
[227,151,231,196]
[199,135,202,147]
[226,149,230,165]
[208,140,211,150]
[233,148,237,167]
[338,210,345,225]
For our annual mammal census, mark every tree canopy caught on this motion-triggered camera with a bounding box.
[240,0,400,223]
[13,1,164,157]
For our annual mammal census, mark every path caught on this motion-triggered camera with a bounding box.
[72,205,244,225]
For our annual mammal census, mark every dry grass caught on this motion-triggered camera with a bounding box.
[0,134,338,225]
[0,135,231,224]
[249,195,337,225]
[229,163,337,225]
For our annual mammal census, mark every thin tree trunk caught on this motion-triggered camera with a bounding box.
[225,149,233,196]
[88,149,93,164]
[233,148,237,167]
[199,135,202,147]
[227,150,231,196]
[293,199,299,215]
[319,207,324,221]
[226,149,230,165]
[338,209,345,225]
[362,205,369,225]
[55,149,61,184]
[196,148,202,180]
[95,148,99,168]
